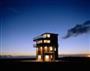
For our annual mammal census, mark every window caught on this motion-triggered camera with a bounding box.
[43,34,50,38]
[49,46,53,51]
[37,40,42,44]
[45,55,49,61]
[43,34,47,38]
[47,34,50,38]
[38,55,42,60]
[44,46,48,52]
[40,47,42,53]
[40,47,42,50]
[44,40,50,43]
[50,55,53,59]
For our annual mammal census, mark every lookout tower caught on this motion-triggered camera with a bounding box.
[33,33,58,62]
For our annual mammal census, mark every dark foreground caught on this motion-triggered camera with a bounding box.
[0,57,90,70]
[0,57,90,63]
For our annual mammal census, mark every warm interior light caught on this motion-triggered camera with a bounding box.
[45,55,49,61]
[44,40,50,43]
[40,47,42,53]
[47,34,50,38]
[44,46,48,52]
[50,46,53,51]
[87,55,90,57]
[40,47,42,50]
[37,40,42,44]
[43,34,47,38]
[47,40,50,43]
[38,55,42,60]
[43,34,50,38]
[50,55,53,59]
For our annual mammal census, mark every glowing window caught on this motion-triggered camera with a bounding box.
[44,40,50,43]
[47,40,50,43]
[45,55,49,61]
[50,55,53,59]
[43,34,50,38]
[43,34,47,38]
[38,55,41,60]
[40,47,42,53]
[50,46,53,51]
[44,46,48,52]
[47,34,50,38]
[40,47,42,50]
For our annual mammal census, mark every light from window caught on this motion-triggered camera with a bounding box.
[45,55,49,61]
[38,55,41,60]
[37,40,42,44]
[40,47,42,50]
[47,34,50,38]
[43,34,47,38]
[50,46,53,51]
[47,40,50,43]
[44,46,48,52]
[50,55,53,59]
[43,34,50,38]
[44,40,50,43]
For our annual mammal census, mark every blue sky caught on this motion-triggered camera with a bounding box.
[0,0,90,56]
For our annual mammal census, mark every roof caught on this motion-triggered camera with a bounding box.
[33,32,58,41]
[41,32,58,35]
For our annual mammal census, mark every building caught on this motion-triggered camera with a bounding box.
[33,33,58,62]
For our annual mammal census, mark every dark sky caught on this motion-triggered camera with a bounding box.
[0,0,90,56]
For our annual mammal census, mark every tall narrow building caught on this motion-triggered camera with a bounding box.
[33,33,58,62]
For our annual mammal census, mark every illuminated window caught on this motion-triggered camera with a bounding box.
[45,55,49,61]
[50,55,53,59]
[49,46,53,51]
[43,34,47,38]
[40,47,42,53]
[38,55,42,60]
[43,34,50,38]
[40,47,42,50]
[37,40,42,44]
[47,34,50,38]
[44,46,48,52]
[47,40,50,43]
[44,40,50,43]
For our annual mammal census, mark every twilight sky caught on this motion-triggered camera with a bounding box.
[0,0,90,56]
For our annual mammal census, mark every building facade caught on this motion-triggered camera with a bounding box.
[33,33,58,62]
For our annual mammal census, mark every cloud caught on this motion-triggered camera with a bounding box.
[63,20,90,39]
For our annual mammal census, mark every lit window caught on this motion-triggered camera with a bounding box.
[47,34,50,38]
[39,40,42,43]
[40,47,42,53]
[47,40,50,43]
[44,46,48,52]
[40,47,42,50]
[37,40,42,44]
[50,55,53,59]
[43,34,50,38]
[45,55,49,61]
[50,46,53,51]
[44,40,50,43]
[43,34,47,38]
[38,55,41,60]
